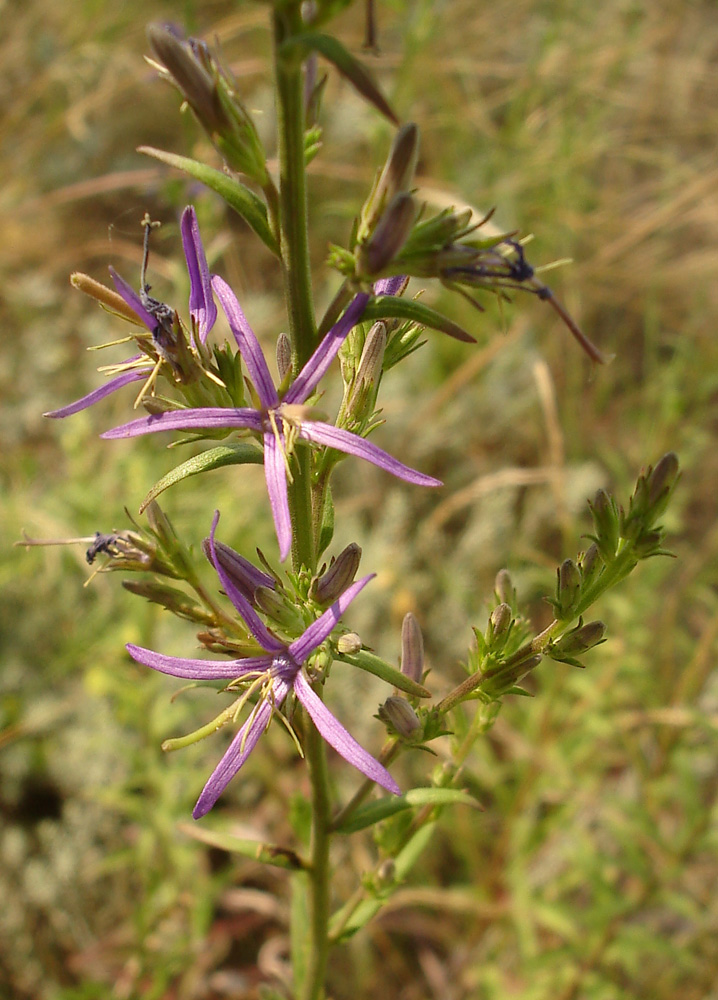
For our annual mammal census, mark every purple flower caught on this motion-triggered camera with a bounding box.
[127,512,400,818]
[101,277,441,561]
[44,206,216,418]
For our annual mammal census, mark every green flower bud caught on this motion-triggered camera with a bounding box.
[122,580,214,625]
[337,632,362,655]
[553,620,606,656]
[589,488,620,561]
[489,602,512,637]
[494,568,516,607]
[276,332,292,384]
[556,559,581,618]
[347,322,386,413]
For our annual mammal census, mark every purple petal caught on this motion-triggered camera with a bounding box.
[193,679,291,818]
[43,368,149,418]
[263,431,292,563]
[213,275,277,408]
[205,538,275,596]
[373,276,407,297]
[100,407,263,439]
[289,574,375,663]
[109,267,157,330]
[298,422,442,487]
[208,512,285,652]
[294,671,401,794]
[181,206,217,344]
[284,293,369,405]
[126,642,271,679]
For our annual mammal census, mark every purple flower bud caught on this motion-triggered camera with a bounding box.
[400,612,424,684]
[313,543,362,605]
[358,192,416,276]
[378,696,421,739]
[647,452,680,507]
[556,558,581,617]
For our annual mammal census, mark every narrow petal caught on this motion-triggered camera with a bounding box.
[373,275,407,297]
[126,642,272,679]
[298,421,442,487]
[294,671,401,794]
[181,206,217,343]
[263,431,292,563]
[109,266,157,330]
[289,574,375,663]
[213,274,277,408]
[207,511,285,652]
[284,293,370,405]
[100,407,263,439]
[193,679,291,818]
[44,368,148,418]
[204,538,275,595]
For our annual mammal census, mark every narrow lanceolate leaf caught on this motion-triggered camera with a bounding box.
[362,295,476,343]
[139,442,263,513]
[331,823,437,940]
[284,33,398,125]
[334,787,480,835]
[176,822,308,870]
[138,147,280,256]
[337,649,431,699]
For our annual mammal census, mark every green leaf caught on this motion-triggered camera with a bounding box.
[337,649,431,699]
[139,443,263,513]
[363,295,475,343]
[284,33,398,125]
[176,822,307,870]
[138,146,280,256]
[335,787,479,834]
[332,823,437,939]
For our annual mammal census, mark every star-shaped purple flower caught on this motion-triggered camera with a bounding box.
[101,277,441,560]
[127,512,400,818]
[45,206,216,418]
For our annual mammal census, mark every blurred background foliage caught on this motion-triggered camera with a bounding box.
[2,0,717,997]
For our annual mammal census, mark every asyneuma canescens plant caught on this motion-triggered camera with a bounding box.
[39,4,679,997]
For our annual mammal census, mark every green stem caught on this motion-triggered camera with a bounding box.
[301,709,333,1000]
[272,5,317,572]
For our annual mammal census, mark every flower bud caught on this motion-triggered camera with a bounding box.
[312,543,362,604]
[553,620,606,656]
[254,586,290,622]
[579,542,602,587]
[647,452,680,513]
[203,538,274,603]
[378,696,421,739]
[276,332,292,384]
[348,322,386,412]
[489,602,512,639]
[122,580,214,624]
[147,24,269,185]
[400,612,424,684]
[358,122,420,239]
[337,632,362,655]
[589,488,619,560]
[556,558,581,618]
[494,568,515,607]
[357,192,416,276]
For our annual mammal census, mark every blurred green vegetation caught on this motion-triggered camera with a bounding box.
[2,0,717,997]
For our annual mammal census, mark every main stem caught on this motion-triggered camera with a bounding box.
[273,4,317,572]
[273,7,331,997]
[301,717,332,999]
